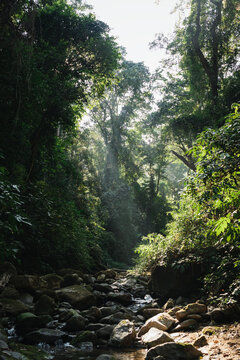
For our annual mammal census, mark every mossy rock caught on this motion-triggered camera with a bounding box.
[71,330,97,346]
[202,326,221,335]
[3,342,51,360]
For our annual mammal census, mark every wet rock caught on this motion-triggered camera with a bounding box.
[0,298,30,316]
[101,312,127,325]
[108,292,132,305]
[0,340,8,350]
[175,303,207,321]
[41,274,63,290]
[146,342,202,360]
[141,328,174,348]
[97,324,115,339]
[34,294,55,315]
[56,285,96,310]
[71,330,97,346]
[138,313,176,336]
[109,320,136,347]
[193,335,208,348]
[171,319,198,332]
[100,306,120,318]
[16,312,52,334]
[96,355,115,360]
[24,328,66,344]
[63,313,86,331]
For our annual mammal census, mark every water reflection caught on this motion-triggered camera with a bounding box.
[53,348,146,360]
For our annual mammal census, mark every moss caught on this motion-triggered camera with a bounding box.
[7,343,52,360]
[202,326,221,335]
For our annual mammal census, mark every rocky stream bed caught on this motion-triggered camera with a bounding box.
[0,263,239,360]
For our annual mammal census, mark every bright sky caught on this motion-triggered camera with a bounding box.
[86,0,184,72]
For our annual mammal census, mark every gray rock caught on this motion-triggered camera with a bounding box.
[41,274,63,290]
[108,292,132,305]
[176,303,207,321]
[138,313,176,336]
[171,319,198,332]
[0,340,8,350]
[143,308,163,319]
[24,328,65,344]
[193,335,208,348]
[56,285,96,310]
[34,294,55,315]
[146,342,202,360]
[96,355,115,360]
[0,298,30,316]
[16,312,52,334]
[109,320,136,347]
[63,314,86,331]
[97,325,115,339]
[141,328,174,348]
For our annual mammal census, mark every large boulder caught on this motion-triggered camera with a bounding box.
[138,313,175,336]
[56,285,96,310]
[146,342,202,360]
[109,320,136,347]
[34,294,56,315]
[149,263,203,300]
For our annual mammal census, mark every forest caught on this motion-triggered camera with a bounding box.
[0,0,239,301]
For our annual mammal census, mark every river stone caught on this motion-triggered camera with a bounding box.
[109,320,136,347]
[81,306,102,321]
[56,285,96,310]
[171,319,198,332]
[94,283,113,293]
[193,335,208,348]
[34,294,55,315]
[10,275,48,294]
[96,355,115,360]
[141,328,174,348]
[163,298,175,310]
[0,298,30,316]
[0,286,19,299]
[0,339,8,350]
[100,306,120,318]
[108,292,132,305]
[16,312,52,334]
[97,325,115,339]
[143,309,163,319]
[71,330,97,346]
[146,342,202,360]
[63,314,86,331]
[167,306,182,317]
[176,303,207,321]
[41,274,63,290]
[61,274,83,287]
[24,328,65,344]
[138,313,175,336]
[101,312,127,325]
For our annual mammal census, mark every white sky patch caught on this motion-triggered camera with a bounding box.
[86,0,187,72]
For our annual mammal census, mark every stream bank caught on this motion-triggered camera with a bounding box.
[0,263,239,360]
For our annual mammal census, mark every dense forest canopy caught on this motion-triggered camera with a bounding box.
[0,0,239,298]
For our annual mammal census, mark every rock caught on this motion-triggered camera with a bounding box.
[193,335,208,348]
[108,292,132,305]
[143,309,163,319]
[56,285,96,310]
[64,314,86,331]
[202,326,220,335]
[97,274,106,282]
[81,306,101,321]
[24,328,65,344]
[57,268,83,278]
[0,262,17,288]
[141,328,174,348]
[71,330,97,346]
[86,323,104,331]
[97,325,115,339]
[96,355,115,360]
[167,307,181,317]
[0,298,30,316]
[101,312,127,325]
[146,342,202,360]
[0,340,8,350]
[186,314,202,321]
[176,303,207,321]
[138,313,175,336]
[82,274,96,284]
[19,293,34,305]
[34,294,55,315]
[10,275,48,294]
[61,274,83,287]
[41,274,63,290]
[100,306,120,318]
[102,269,117,279]
[94,283,113,293]
[16,312,52,334]
[163,298,175,311]
[171,319,198,332]
[149,263,203,300]
[0,286,19,299]
[109,320,136,347]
